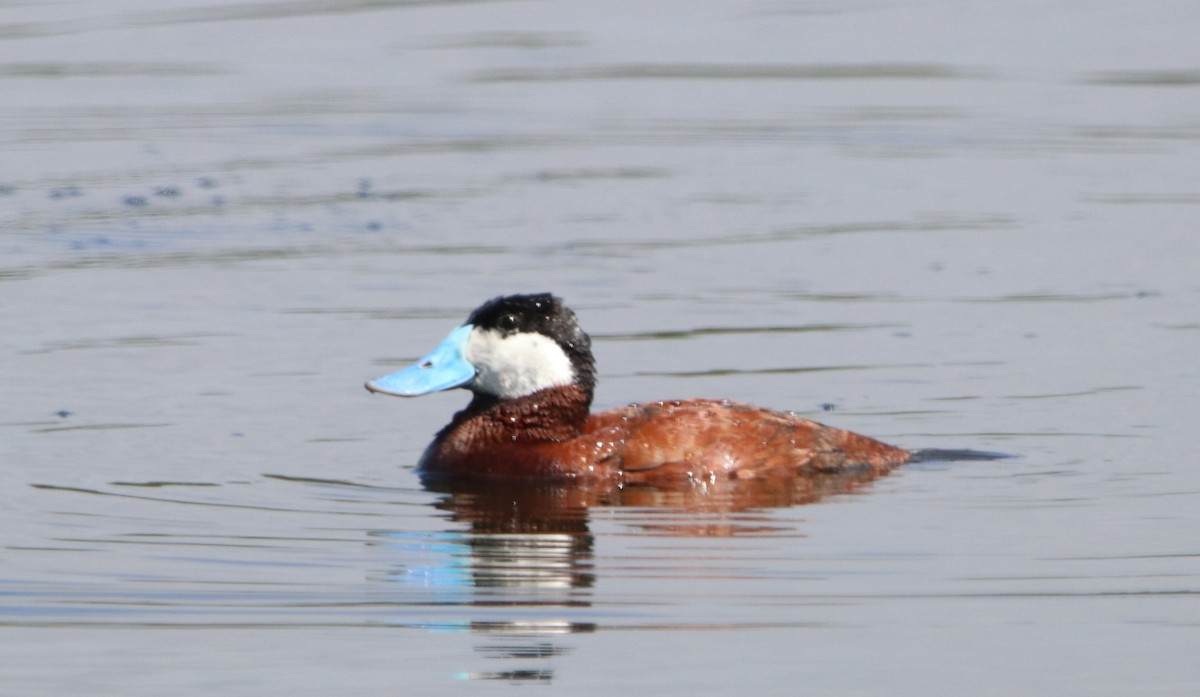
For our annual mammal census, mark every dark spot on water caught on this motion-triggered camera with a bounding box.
[110,480,219,488]
[0,184,15,196]
[472,669,553,682]
[910,448,1015,462]
[820,402,836,411]
[366,220,382,231]
[55,410,73,418]
[210,195,226,207]
[356,179,373,198]
[154,186,181,197]
[196,177,218,189]
[123,195,148,207]
[49,186,83,199]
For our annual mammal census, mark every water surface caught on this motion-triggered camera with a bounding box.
[2,1,1199,694]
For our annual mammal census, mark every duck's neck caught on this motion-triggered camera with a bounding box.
[444,384,593,445]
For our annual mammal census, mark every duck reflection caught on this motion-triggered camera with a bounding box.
[376,470,881,683]
[423,477,600,591]
[428,467,883,537]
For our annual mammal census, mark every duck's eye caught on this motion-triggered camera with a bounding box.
[497,313,520,333]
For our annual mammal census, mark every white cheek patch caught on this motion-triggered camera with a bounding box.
[465,328,576,399]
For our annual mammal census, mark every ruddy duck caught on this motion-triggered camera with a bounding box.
[366,293,909,482]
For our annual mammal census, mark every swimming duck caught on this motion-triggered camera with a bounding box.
[366,293,909,482]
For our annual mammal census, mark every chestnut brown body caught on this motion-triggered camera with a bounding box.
[420,385,909,482]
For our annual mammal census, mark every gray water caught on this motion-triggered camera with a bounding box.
[3,1,1199,694]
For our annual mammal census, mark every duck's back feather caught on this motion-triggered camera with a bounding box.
[585,399,908,482]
